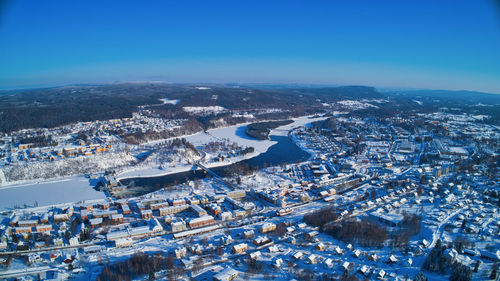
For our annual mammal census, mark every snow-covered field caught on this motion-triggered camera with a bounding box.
[159,98,180,105]
[183,106,226,114]
[0,151,136,185]
[337,100,379,110]
[0,175,105,210]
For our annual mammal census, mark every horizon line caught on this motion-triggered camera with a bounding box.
[0,80,499,96]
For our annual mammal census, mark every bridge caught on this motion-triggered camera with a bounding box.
[194,162,235,190]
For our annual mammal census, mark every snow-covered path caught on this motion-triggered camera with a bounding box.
[429,206,467,248]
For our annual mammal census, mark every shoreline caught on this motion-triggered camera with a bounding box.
[0,115,326,210]
[116,115,326,181]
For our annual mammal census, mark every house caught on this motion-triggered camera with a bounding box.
[83,245,103,254]
[359,265,370,276]
[387,255,398,264]
[175,247,187,258]
[249,251,261,260]
[15,227,32,234]
[69,237,79,246]
[80,210,88,221]
[171,221,187,232]
[111,214,124,224]
[307,254,318,264]
[353,249,361,258]
[89,218,103,228]
[40,213,49,224]
[219,212,233,221]
[227,190,246,199]
[149,202,169,211]
[268,245,279,253]
[323,258,334,268]
[186,197,200,205]
[273,258,283,268]
[49,252,60,262]
[96,202,110,210]
[36,224,52,233]
[232,243,248,254]
[341,261,350,271]
[169,198,186,206]
[17,220,38,227]
[292,251,303,260]
[129,225,152,238]
[207,204,222,216]
[315,243,325,251]
[259,222,276,233]
[106,230,129,241]
[140,210,153,220]
[220,235,233,246]
[53,214,69,222]
[190,204,207,217]
[188,215,215,228]
[121,204,131,215]
[159,205,189,216]
[213,268,239,281]
[114,238,133,248]
[190,245,203,255]
[377,269,386,279]
[306,231,319,240]
[243,230,255,239]
[421,239,429,248]
[253,236,271,246]
[53,238,64,246]
[136,202,146,211]
[334,246,344,255]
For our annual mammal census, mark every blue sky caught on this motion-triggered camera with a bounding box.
[0,0,499,92]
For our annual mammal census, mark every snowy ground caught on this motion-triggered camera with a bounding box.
[159,98,179,105]
[183,106,226,114]
[0,175,105,210]
[337,100,379,110]
[0,115,325,210]
[116,115,327,180]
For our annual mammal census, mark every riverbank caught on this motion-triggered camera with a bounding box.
[116,115,326,180]
[116,115,327,198]
[0,115,326,209]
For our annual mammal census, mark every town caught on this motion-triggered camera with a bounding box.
[0,85,499,281]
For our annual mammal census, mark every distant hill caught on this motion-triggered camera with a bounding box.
[2,83,499,132]
[384,89,500,104]
[0,83,382,133]
[287,86,383,99]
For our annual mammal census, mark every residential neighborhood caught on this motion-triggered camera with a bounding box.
[0,96,498,281]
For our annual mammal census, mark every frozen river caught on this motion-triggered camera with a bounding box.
[0,176,105,210]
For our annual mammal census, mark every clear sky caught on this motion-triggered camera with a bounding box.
[0,0,499,93]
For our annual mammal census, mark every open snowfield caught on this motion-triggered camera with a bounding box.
[337,100,379,110]
[183,106,226,114]
[159,98,180,105]
[0,175,105,210]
